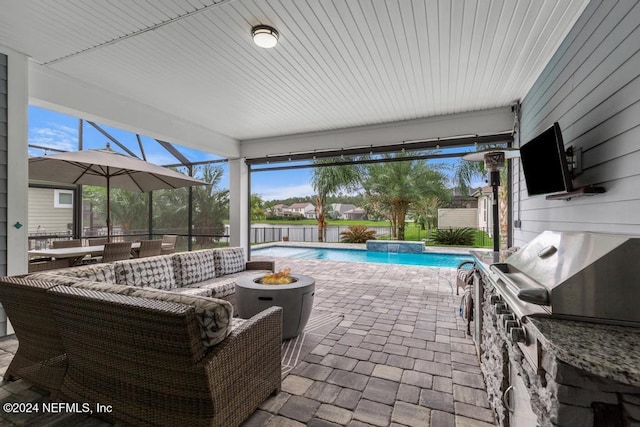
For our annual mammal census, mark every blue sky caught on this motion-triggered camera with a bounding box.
[29,106,486,201]
[28,105,314,199]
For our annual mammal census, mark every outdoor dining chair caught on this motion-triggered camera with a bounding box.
[84,237,111,261]
[100,242,133,263]
[28,258,72,273]
[136,240,162,258]
[160,235,178,255]
[88,237,109,246]
[51,239,81,249]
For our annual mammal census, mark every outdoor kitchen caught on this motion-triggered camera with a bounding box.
[469,231,640,426]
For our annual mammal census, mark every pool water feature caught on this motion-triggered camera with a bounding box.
[251,246,473,268]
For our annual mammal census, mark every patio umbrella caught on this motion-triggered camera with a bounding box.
[29,147,207,240]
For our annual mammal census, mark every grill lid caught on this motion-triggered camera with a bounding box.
[492,230,640,326]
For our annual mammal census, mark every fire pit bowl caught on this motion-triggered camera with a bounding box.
[236,273,315,340]
[254,276,298,285]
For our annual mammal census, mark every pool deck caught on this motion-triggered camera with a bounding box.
[0,247,494,426]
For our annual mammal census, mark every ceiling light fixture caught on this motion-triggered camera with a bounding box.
[252,25,279,48]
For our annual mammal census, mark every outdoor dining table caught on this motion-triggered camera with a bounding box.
[28,242,171,265]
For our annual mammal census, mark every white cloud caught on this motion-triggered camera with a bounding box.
[144,151,184,167]
[29,123,78,153]
[254,183,315,201]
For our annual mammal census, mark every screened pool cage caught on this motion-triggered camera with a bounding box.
[28,119,230,252]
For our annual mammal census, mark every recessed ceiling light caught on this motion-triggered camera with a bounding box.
[252,25,279,48]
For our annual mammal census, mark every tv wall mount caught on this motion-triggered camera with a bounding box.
[546,146,605,200]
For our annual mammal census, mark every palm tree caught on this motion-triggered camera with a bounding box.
[453,159,485,196]
[410,196,445,232]
[363,155,449,240]
[310,159,361,242]
[251,194,266,220]
[191,164,228,246]
[453,155,509,249]
[109,189,149,235]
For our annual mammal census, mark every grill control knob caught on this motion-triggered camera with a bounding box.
[504,320,518,333]
[511,327,526,343]
[501,314,515,327]
[496,304,510,315]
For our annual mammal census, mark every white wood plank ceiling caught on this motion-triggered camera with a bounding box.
[0,0,589,141]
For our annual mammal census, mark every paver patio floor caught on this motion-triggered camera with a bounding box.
[0,255,494,426]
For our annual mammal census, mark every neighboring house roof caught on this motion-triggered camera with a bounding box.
[331,203,357,214]
[289,202,314,209]
[472,186,492,197]
[272,204,289,209]
[344,207,365,214]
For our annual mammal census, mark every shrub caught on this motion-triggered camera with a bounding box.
[340,225,377,243]
[433,228,475,246]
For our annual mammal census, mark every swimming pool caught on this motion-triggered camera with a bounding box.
[251,246,473,268]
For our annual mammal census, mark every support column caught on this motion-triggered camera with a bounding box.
[4,48,28,276]
[1,47,29,337]
[229,158,249,257]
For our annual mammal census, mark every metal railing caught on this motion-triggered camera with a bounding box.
[28,228,230,251]
[249,225,493,248]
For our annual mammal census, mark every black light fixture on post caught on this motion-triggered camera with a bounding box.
[462,149,520,252]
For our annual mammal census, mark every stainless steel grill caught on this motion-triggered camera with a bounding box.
[491,230,640,327]
[485,230,640,371]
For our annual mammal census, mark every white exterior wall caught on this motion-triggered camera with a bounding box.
[513,1,640,246]
[28,187,74,234]
[437,208,478,229]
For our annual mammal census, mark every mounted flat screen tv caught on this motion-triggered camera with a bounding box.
[520,122,573,196]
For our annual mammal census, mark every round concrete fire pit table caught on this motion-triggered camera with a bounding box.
[236,274,315,340]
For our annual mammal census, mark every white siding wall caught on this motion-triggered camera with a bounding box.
[513,1,640,247]
[438,208,478,229]
[28,187,73,234]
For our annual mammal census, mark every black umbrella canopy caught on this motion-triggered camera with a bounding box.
[29,148,207,239]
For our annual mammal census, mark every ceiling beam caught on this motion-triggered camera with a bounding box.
[246,132,513,165]
[239,108,514,159]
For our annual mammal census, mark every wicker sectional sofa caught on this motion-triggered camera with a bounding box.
[28,246,275,311]
[0,247,282,426]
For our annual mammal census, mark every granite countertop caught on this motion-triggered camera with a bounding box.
[528,317,640,387]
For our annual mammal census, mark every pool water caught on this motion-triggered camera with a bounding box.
[251,246,473,268]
